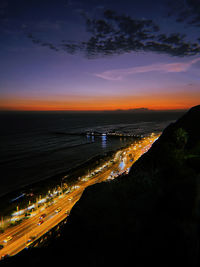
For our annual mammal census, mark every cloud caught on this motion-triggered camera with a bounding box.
[26,33,59,51]
[95,57,200,81]
[59,9,200,57]
[25,8,200,57]
[167,0,200,27]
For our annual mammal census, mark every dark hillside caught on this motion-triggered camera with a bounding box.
[2,105,200,267]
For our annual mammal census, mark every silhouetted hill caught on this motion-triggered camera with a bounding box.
[2,105,200,267]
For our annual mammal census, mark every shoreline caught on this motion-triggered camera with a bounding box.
[0,132,160,258]
[0,138,137,217]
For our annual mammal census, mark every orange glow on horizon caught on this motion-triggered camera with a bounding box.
[0,104,190,111]
[1,91,199,111]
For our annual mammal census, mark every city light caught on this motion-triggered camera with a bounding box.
[0,133,160,260]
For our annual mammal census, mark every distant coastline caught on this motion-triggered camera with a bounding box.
[0,108,188,113]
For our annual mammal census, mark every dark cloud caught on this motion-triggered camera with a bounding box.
[41,42,59,51]
[168,0,200,27]
[27,8,200,57]
[61,42,80,54]
[27,33,59,51]
[157,33,186,45]
[62,9,200,57]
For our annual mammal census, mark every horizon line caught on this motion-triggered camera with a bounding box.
[0,107,189,112]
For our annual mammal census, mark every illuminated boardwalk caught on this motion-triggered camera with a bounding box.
[0,133,160,259]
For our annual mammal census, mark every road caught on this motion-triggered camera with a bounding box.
[0,133,160,259]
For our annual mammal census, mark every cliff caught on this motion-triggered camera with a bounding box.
[2,105,200,267]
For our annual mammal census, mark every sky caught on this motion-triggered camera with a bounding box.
[0,0,200,111]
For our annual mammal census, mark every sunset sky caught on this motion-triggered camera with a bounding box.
[0,0,200,111]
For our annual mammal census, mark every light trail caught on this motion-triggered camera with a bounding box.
[0,133,160,260]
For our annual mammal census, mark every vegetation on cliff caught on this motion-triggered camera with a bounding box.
[2,105,200,267]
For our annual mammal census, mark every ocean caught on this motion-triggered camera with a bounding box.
[0,110,185,197]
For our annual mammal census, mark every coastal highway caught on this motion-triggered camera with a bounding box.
[0,134,160,259]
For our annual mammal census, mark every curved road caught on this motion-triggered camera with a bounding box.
[0,134,159,259]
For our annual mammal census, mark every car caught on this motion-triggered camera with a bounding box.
[37,220,44,225]
[55,207,62,213]
[30,235,36,240]
[3,236,13,243]
[27,239,32,244]
[39,213,46,219]
[1,254,9,260]
[27,236,36,244]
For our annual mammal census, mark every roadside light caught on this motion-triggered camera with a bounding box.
[0,133,161,258]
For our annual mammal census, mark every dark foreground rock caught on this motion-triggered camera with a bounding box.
[2,105,200,267]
